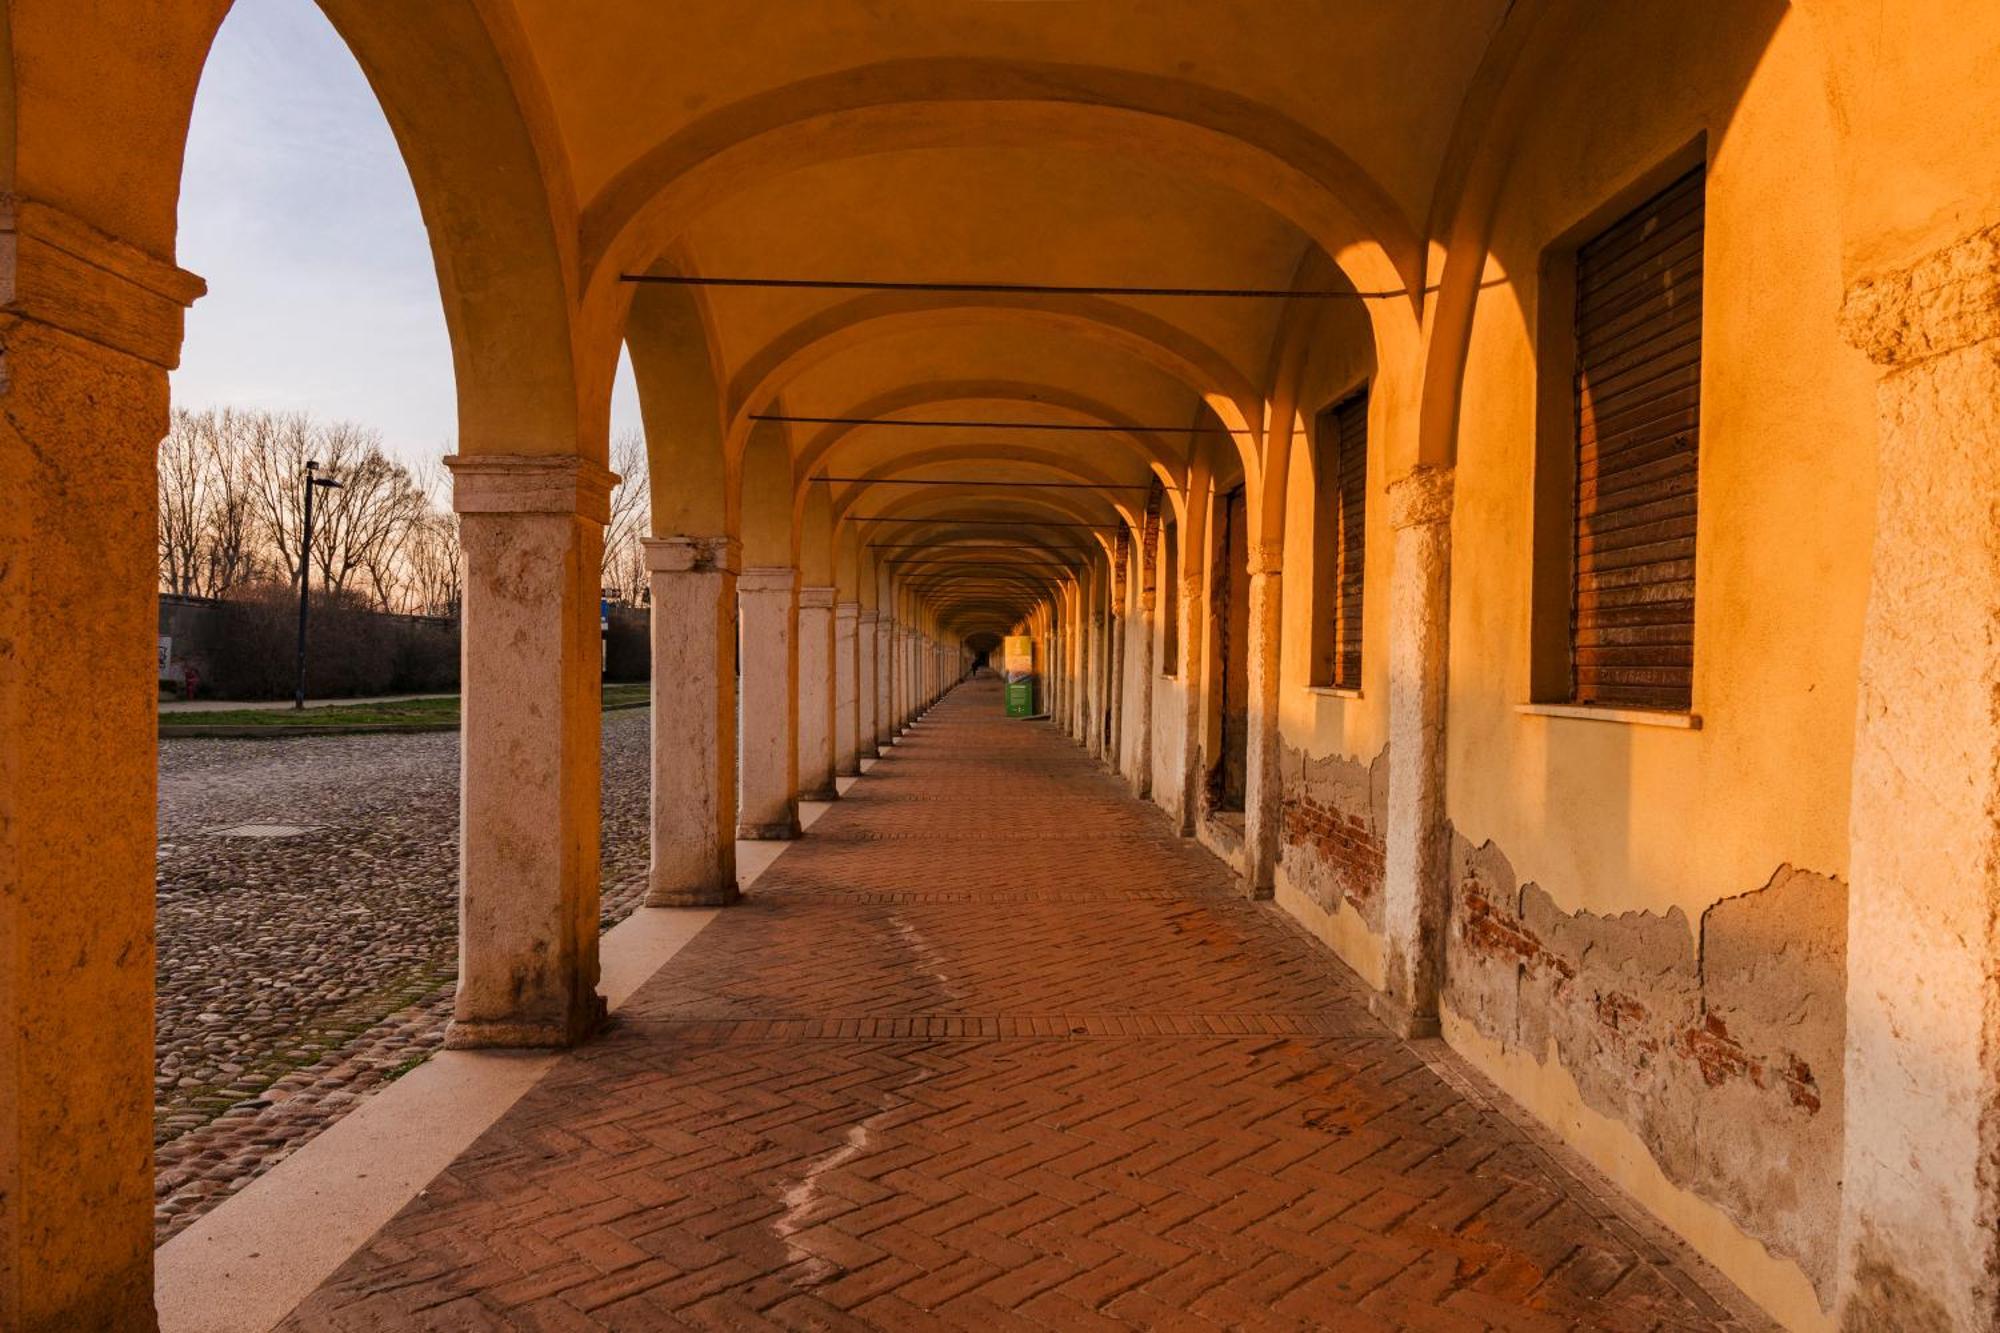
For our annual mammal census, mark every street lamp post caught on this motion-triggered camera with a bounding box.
[294,460,343,710]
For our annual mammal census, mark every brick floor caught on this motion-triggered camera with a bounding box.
[282,679,1770,1331]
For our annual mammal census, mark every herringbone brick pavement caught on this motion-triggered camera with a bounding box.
[282,679,1772,1331]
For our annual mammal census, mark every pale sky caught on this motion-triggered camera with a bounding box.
[172,0,641,471]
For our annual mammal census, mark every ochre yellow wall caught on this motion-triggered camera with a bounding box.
[1435,6,1874,1324]
[1444,3,1872,945]
[1272,297,1389,985]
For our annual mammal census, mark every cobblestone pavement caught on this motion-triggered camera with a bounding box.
[153,709,653,1242]
[283,680,1770,1331]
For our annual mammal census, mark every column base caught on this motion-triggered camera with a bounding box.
[444,996,606,1050]
[835,762,862,777]
[800,783,839,801]
[1368,991,1441,1040]
[737,818,801,840]
[646,880,740,908]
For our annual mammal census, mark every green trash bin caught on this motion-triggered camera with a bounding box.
[1003,635,1037,718]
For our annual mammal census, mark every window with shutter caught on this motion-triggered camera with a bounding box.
[1570,165,1703,710]
[1309,388,1368,689]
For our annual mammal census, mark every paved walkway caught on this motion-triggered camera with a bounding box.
[282,679,1763,1331]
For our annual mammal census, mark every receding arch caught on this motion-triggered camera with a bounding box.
[792,380,1190,492]
[578,58,1425,326]
[722,293,1265,476]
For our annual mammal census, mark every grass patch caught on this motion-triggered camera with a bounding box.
[160,682,650,730]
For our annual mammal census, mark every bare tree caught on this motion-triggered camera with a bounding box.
[396,459,461,617]
[603,428,650,605]
[157,407,261,598]
[159,409,207,597]
[241,409,319,590]
[161,407,463,614]
[240,412,429,608]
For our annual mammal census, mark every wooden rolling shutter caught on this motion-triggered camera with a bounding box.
[1571,165,1703,710]
[1331,390,1367,689]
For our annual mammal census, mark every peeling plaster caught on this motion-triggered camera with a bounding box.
[1444,832,1846,1311]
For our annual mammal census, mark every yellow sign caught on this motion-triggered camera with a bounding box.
[1003,635,1035,675]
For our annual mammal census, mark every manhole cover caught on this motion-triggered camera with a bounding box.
[207,824,323,839]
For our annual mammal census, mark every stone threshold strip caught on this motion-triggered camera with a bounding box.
[773,886,1221,904]
[633,1012,1373,1041]
[151,777,860,1333]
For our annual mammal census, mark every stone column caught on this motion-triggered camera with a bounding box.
[1834,226,2000,1332]
[448,454,613,1050]
[1079,600,1097,747]
[644,536,738,907]
[737,566,801,838]
[1130,515,1158,797]
[1108,539,1129,775]
[875,615,895,749]
[834,601,861,775]
[1375,466,1453,1039]
[795,585,837,800]
[1173,566,1206,834]
[1086,605,1107,760]
[1241,544,1284,900]
[899,626,915,726]
[0,199,204,1329]
[859,610,880,757]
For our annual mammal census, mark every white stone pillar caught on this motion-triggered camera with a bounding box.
[1834,227,2000,1332]
[834,601,861,775]
[1172,565,1207,836]
[0,200,204,1328]
[1241,548,1283,899]
[1130,520,1157,797]
[1375,466,1453,1039]
[737,566,800,838]
[859,610,880,757]
[1073,600,1091,745]
[796,585,837,801]
[447,454,613,1049]
[898,626,914,727]
[1108,566,1127,775]
[875,615,895,748]
[1087,607,1108,759]
[644,536,738,907]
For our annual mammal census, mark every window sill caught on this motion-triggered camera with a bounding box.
[1516,702,1701,730]
[1306,686,1363,700]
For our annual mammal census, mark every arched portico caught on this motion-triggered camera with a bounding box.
[8,5,2000,1330]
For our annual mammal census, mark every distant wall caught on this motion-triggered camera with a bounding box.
[158,590,458,699]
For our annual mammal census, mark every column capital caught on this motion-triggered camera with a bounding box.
[1388,464,1454,531]
[798,585,838,610]
[447,454,617,524]
[1842,221,2000,367]
[1,195,207,368]
[834,600,861,620]
[1247,540,1284,578]
[738,565,798,594]
[643,534,740,574]
[859,609,881,625]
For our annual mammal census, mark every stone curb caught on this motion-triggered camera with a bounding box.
[159,698,652,739]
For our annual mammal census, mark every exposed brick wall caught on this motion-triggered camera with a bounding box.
[1275,743,1388,927]
[1280,794,1383,914]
